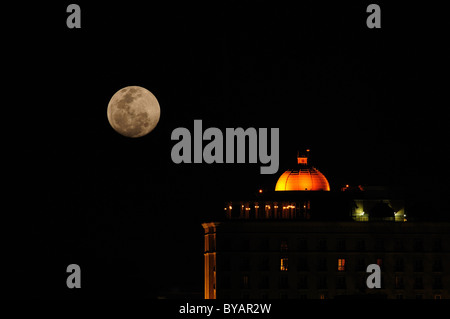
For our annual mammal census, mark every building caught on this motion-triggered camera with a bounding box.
[202,152,450,299]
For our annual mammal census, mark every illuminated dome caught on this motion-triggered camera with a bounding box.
[275,151,330,191]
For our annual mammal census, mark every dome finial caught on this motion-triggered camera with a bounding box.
[297,149,309,165]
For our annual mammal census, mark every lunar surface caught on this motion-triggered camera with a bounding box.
[107,86,161,138]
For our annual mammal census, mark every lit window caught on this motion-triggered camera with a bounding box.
[280,257,289,271]
[338,259,346,271]
[280,240,288,252]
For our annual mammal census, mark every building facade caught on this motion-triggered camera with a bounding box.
[202,152,450,299]
[203,220,450,299]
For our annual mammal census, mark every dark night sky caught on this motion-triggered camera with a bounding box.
[3,2,449,298]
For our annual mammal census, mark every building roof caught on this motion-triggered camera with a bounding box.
[275,151,330,191]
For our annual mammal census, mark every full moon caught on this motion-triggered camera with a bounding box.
[107,86,161,138]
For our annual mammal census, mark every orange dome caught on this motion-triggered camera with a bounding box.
[275,151,330,191]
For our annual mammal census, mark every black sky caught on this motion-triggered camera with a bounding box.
[3,2,449,298]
